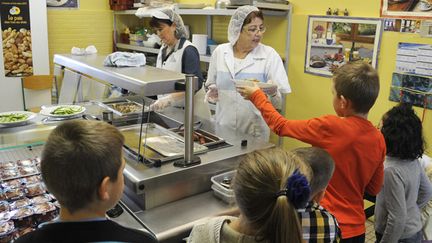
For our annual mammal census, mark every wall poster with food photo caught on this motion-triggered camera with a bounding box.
[46,0,79,9]
[305,16,383,77]
[0,0,33,77]
[381,0,432,18]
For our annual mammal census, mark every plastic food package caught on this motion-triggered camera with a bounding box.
[25,175,42,185]
[0,201,10,213]
[10,206,35,228]
[18,166,38,177]
[31,194,52,205]
[0,221,15,243]
[4,188,25,201]
[16,159,34,167]
[10,198,32,210]
[0,161,16,170]
[25,183,46,197]
[1,169,19,180]
[33,202,58,224]
[1,179,24,189]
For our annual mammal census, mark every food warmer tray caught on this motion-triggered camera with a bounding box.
[120,123,208,164]
[98,99,150,116]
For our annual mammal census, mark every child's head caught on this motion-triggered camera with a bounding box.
[41,120,125,214]
[292,147,335,202]
[234,148,311,243]
[332,62,380,115]
[381,103,424,160]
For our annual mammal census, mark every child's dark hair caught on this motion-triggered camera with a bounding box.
[333,62,380,114]
[41,120,125,213]
[381,103,424,160]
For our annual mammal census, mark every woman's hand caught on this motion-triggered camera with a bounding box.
[236,85,259,100]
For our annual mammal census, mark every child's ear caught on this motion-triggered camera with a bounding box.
[340,95,349,109]
[98,176,111,201]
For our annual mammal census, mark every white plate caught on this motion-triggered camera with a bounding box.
[233,79,278,95]
[0,111,36,127]
[40,105,86,118]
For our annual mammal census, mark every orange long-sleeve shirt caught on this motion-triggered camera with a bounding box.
[250,90,385,238]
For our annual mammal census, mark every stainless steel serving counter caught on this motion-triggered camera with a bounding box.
[0,102,274,243]
[54,54,187,96]
[16,54,276,242]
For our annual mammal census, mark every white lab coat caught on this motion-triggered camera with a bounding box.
[156,38,210,120]
[206,43,291,141]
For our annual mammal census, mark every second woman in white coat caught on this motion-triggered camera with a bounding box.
[205,6,291,140]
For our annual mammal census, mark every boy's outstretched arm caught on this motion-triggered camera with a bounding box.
[237,87,330,146]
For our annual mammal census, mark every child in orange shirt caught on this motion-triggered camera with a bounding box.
[237,62,386,242]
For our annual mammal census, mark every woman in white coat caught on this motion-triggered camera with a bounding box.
[205,6,291,140]
[150,9,209,118]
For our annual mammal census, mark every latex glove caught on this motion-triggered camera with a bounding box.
[204,84,219,103]
[149,96,172,111]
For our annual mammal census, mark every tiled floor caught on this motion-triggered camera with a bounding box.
[366,219,376,243]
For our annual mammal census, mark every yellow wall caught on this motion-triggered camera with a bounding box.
[282,0,432,155]
[47,0,113,72]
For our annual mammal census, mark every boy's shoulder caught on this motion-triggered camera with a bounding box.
[297,202,340,241]
[14,220,157,243]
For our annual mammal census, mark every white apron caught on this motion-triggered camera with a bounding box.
[156,39,210,120]
[206,43,291,141]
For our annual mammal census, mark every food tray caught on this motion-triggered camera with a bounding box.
[211,170,236,204]
[170,128,225,147]
[211,184,235,205]
[99,99,149,116]
[120,123,208,161]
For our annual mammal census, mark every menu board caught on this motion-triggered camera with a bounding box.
[0,0,33,77]
[396,43,432,77]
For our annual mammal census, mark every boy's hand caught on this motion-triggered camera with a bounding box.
[237,85,259,100]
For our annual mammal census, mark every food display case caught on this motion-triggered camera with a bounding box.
[0,54,274,242]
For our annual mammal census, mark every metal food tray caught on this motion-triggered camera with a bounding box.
[98,99,149,116]
[170,128,225,147]
[120,123,208,163]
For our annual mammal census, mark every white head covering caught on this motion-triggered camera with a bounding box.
[227,5,260,46]
[151,8,189,39]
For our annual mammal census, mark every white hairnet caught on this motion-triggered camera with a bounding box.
[152,8,189,39]
[227,5,260,46]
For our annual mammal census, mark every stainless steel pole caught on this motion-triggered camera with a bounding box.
[184,74,195,162]
[174,74,201,167]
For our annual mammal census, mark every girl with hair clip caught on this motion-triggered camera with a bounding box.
[188,148,311,243]
[375,103,432,242]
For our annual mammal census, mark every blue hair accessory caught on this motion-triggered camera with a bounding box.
[276,169,311,209]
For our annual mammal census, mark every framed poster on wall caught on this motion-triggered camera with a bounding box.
[305,16,383,77]
[0,0,33,77]
[46,0,79,9]
[381,0,432,19]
